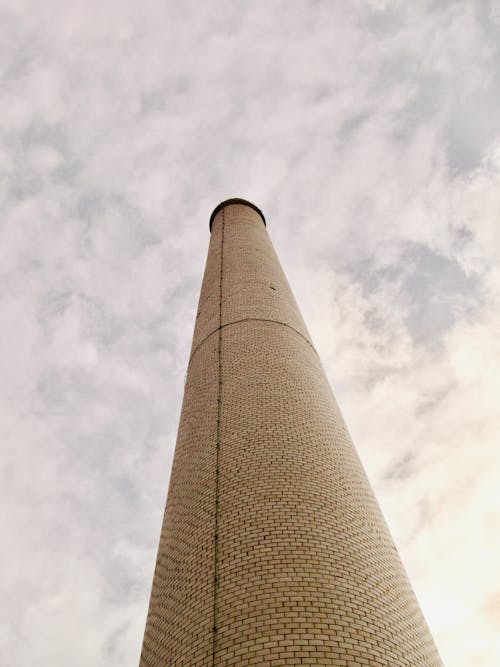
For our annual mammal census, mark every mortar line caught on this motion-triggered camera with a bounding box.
[189,317,317,368]
[212,209,224,666]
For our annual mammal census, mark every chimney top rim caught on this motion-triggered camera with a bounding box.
[209,198,266,231]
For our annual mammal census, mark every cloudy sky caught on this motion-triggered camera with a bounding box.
[1,1,499,665]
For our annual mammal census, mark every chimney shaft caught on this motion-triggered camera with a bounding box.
[140,200,442,666]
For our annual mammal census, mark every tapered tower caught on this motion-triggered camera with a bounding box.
[140,199,441,666]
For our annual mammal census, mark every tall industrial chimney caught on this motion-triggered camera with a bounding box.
[140,199,441,666]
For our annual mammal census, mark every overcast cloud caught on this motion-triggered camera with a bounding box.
[1,1,499,665]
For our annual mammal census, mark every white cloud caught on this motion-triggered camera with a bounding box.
[0,1,499,665]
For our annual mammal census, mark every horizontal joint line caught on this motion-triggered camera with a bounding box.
[188,317,317,366]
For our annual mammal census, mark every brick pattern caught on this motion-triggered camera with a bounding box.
[140,202,442,666]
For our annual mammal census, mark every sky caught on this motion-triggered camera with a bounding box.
[1,1,499,665]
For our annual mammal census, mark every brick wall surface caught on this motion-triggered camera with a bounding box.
[140,201,442,666]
